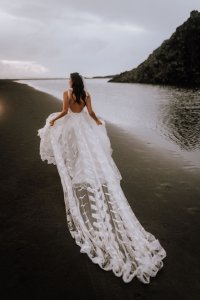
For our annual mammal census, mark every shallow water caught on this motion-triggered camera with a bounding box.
[16,78,200,169]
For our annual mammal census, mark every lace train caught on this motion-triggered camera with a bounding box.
[37,109,166,283]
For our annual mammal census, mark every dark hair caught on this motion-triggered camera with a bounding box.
[70,72,87,105]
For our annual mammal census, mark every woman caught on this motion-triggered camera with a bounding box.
[37,72,166,284]
[49,73,103,126]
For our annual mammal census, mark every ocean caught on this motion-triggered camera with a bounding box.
[16,78,200,169]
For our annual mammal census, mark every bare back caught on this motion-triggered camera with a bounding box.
[68,89,87,113]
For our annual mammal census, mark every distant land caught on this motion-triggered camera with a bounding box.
[92,75,115,79]
[0,78,68,81]
[0,76,113,81]
[109,10,200,87]
[0,77,71,81]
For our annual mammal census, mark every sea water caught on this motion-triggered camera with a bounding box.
[16,78,200,169]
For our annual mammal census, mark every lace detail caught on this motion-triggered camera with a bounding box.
[37,110,166,284]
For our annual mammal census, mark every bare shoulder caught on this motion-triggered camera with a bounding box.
[63,90,70,100]
[85,90,91,100]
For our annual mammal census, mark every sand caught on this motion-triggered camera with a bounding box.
[0,79,200,300]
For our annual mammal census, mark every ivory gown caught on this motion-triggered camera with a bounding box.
[37,91,166,284]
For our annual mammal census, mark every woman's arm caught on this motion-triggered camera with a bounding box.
[50,91,69,125]
[85,92,102,125]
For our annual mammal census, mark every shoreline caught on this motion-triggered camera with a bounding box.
[0,80,199,299]
[15,78,200,170]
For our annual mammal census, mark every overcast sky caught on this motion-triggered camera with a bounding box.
[0,0,200,79]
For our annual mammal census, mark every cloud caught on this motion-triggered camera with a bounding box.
[0,60,48,78]
[0,0,200,78]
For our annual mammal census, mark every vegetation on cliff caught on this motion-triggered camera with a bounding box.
[109,10,200,86]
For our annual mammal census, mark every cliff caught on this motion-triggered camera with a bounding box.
[109,10,200,86]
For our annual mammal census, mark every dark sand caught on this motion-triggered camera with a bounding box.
[0,80,200,300]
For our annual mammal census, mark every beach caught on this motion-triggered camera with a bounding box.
[0,80,200,300]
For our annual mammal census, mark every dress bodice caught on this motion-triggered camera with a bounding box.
[68,106,85,114]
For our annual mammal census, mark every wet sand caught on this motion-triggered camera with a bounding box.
[0,80,200,300]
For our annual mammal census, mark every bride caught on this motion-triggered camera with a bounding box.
[37,72,167,284]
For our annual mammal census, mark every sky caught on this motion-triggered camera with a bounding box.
[0,0,200,79]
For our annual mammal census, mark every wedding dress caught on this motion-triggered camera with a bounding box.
[37,93,167,284]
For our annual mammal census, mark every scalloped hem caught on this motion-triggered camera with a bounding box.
[71,231,167,284]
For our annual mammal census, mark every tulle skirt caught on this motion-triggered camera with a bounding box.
[37,108,167,284]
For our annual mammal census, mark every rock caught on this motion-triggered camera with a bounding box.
[109,10,200,87]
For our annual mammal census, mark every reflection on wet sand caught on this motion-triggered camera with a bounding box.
[159,87,200,151]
